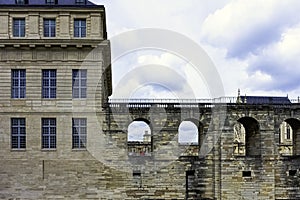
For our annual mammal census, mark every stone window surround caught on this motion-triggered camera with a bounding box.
[10,15,27,38]
[71,14,90,39]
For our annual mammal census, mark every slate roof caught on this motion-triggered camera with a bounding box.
[0,0,97,6]
[240,96,291,104]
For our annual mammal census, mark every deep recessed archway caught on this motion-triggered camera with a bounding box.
[281,118,300,155]
[237,117,260,156]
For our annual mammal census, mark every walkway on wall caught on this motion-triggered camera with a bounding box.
[108,96,300,108]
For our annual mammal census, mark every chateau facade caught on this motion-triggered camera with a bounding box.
[1,1,300,200]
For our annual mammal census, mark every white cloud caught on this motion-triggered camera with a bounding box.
[111,51,200,99]
[244,23,300,92]
[201,0,300,58]
[91,0,300,98]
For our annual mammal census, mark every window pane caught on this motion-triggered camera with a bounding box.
[72,69,87,98]
[80,88,87,98]
[72,118,87,149]
[11,118,26,149]
[42,119,56,149]
[74,19,86,38]
[13,19,25,37]
[44,19,56,37]
[42,70,56,98]
[11,69,26,98]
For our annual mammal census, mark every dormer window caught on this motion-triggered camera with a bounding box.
[75,0,86,4]
[46,0,58,4]
[15,0,28,4]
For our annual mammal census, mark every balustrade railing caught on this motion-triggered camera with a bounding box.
[109,97,238,104]
[108,97,300,108]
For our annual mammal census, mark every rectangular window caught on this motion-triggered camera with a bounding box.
[74,19,86,38]
[242,171,252,177]
[44,19,56,37]
[42,70,56,98]
[13,18,25,37]
[72,69,87,98]
[11,69,26,98]
[42,118,56,149]
[11,118,26,149]
[72,118,87,149]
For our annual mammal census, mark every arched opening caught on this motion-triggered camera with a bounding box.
[178,121,199,145]
[127,119,152,156]
[178,119,203,157]
[280,118,300,155]
[237,117,260,156]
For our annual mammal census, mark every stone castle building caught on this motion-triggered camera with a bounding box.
[1,1,300,199]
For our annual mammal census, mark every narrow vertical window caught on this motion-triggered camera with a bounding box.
[42,70,56,98]
[287,126,291,140]
[74,19,86,38]
[42,118,56,149]
[44,19,56,37]
[72,69,87,98]
[13,18,25,37]
[72,118,87,149]
[11,69,26,98]
[11,118,26,149]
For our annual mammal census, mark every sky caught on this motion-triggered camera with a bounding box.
[89,0,300,142]
[91,0,300,100]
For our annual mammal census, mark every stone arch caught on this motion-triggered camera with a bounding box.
[237,117,260,156]
[281,118,300,155]
[127,118,152,156]
[178,119,203,157]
